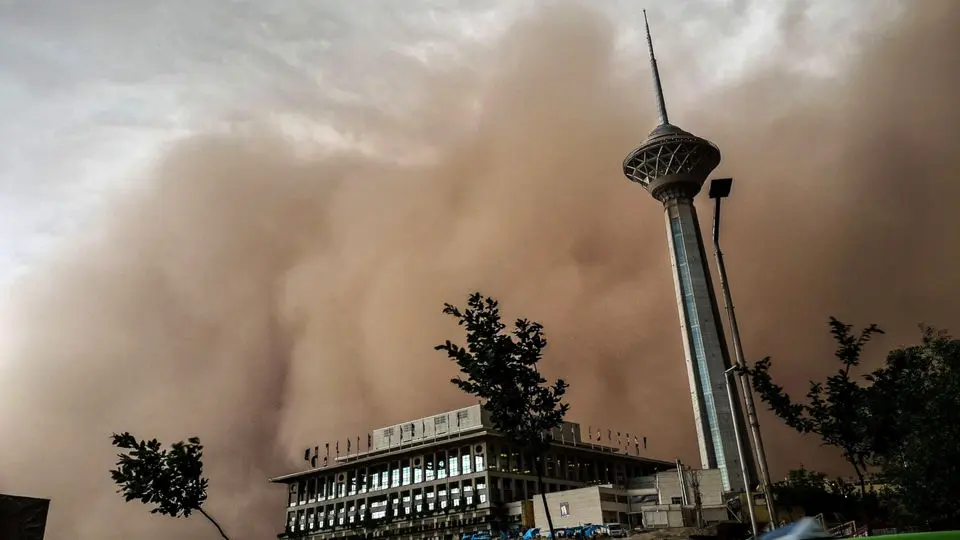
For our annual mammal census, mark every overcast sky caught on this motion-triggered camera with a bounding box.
[0,0,898,287]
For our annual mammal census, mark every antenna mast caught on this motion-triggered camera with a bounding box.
[643,10,670,126]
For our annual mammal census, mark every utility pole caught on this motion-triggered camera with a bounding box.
[725,365,758,537]
[710,177,778,529]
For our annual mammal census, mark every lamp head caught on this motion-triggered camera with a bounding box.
[709,177,733,199]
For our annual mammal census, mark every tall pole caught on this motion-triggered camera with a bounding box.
[725,366,758,538]
[711,181,778,528]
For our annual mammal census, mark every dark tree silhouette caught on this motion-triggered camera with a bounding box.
[746,317,883,498]
[436,293,569,540]
[750,320,960,530]
[867,326,960,529]
[109,432,230,540]
[772,467,856,520]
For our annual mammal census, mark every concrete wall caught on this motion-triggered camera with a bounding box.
[689,469,724,507]
[650,468,724,507]
[642,506,687,528]
[373,405,486,451]
[532,486,603,530]
[371,406,584,451]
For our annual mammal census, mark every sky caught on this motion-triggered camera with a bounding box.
[0,0,896,285]
[2,1,958,539]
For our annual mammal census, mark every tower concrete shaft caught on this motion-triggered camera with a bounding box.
[621,11,755,493]
[662,194,753,492]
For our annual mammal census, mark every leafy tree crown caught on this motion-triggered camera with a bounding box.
[109,432,209,518]
[435,293,569,455]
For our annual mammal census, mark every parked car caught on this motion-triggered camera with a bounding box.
[604,523,628,538]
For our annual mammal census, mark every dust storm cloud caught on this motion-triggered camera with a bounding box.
[2,1,959,538]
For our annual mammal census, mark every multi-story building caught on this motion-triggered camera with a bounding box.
[271,405,675,540]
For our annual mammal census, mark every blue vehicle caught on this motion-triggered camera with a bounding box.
[462,530,509,540]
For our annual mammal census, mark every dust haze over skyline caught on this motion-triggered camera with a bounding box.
[2,1,959,539]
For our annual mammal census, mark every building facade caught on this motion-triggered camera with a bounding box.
[271,405,675,540]
[531,468,733,531]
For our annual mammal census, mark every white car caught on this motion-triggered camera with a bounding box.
[604,523,628,538]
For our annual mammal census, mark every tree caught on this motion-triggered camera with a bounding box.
[436,293,569,540]
[772,467,854,520]
[686,468,704,529]
[748,319,960,530]
[746,317,883,498]
[109,432,230,540]
[866,326,960,529]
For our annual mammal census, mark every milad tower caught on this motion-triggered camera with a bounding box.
[622,12,754,493]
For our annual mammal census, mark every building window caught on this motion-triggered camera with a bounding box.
[456,409,469,427]
[437,452,448,479]
[671,496,683,505]
[391,462,400,488]
[499,446,510,472]
[461,446,472,474]
[559,502,570,517]
[425,455,436,481]
[600,493,618,503]
[402,462,412,486]
[383,427,395,438]
[372,499,386,520]
[448,449,460,477]
[414,458,424,483]
[475,445,485,471]
[402,423,414,439]
[545,454,556,478]
[477,480,487,504]
[463,480,474,505]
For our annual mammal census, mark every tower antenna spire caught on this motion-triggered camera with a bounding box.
[643,9,670,126]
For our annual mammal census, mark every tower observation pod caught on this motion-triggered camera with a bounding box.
[622,11,754,493]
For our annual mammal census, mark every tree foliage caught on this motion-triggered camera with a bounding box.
[747,317,883,495]
[436,292,569,538]
[436,293,569,454]
[773,467,856,519]
[867,327,960,529]
[109,432,230,540]
[748,319,960,529]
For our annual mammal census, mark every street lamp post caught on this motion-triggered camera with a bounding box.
[724,365,758,538]
[709,177,778,530]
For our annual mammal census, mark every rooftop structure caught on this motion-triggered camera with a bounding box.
[620,11,754,492]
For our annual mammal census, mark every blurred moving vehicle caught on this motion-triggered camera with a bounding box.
[761,517,834,540]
